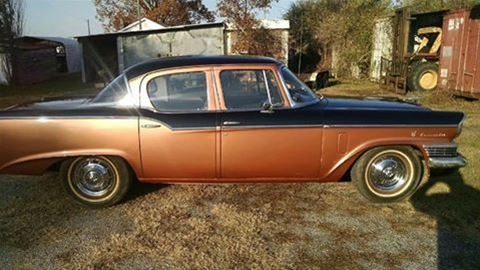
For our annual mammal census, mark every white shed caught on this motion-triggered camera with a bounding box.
[370,18,393,81]
[119,17,165,32]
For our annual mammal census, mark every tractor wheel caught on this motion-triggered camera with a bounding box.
[408,62,439,92]
[315,71,329,89]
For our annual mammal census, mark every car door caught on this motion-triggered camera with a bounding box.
[215,65,323,180]
[139,67,218,180]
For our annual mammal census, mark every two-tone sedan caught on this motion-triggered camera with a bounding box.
[0,56,466,207]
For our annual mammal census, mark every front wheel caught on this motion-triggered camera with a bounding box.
[60,156,132,208]
[351,146,423,203]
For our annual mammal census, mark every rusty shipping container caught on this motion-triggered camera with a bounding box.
[439,7,480,95]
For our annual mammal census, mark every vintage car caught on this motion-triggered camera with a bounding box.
[0,56,467,208]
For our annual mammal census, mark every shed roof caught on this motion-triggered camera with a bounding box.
[119,17,165,32]
[76,22,225,40]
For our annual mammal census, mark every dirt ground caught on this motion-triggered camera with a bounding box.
[1,77,479,269]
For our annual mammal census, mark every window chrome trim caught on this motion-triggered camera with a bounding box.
[278,65,320,109]
[277,66,297,107]
[218,68,287,111]
[262,70,273,105]
[144,71,210,113]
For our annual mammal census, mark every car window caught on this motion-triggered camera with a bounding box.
[91,75,134,106]
[280,67,319,105]
[147,71,208,112]
[220,70,283,110]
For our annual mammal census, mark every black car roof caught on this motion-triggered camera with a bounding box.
[124,55,282,79]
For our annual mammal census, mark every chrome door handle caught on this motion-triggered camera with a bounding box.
[223,121,240,126]
[141,124,162,129]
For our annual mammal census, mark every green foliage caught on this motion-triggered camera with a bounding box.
[396,0,478,12]
[286,0,391,78]
[284,1,322,73]
[286,0,479,78]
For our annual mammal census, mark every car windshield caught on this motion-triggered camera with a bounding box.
[91,75,135,106]
[280,67,321,106]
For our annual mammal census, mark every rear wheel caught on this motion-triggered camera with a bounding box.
[60,156,132,208]
[408,62,439,92]
[351,146,423,203]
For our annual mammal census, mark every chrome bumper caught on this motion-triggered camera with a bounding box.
[429,155,467,169]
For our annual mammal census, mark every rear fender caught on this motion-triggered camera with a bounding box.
[0,149,142,177]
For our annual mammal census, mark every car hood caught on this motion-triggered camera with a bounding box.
[305,96,464,127]
[323,96,429,111]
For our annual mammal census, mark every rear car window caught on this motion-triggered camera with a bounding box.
[147,72,208,112]
[92,75,133,106]
[220,70,283,110]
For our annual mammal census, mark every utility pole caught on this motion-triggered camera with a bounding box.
[137,0,142,30]
[87,19,91,35]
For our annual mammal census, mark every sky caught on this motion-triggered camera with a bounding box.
[23,0,295,38]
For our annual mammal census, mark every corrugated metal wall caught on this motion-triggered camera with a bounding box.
[439,9,480,95]
[119,26,224,72]
[370,18,393,81]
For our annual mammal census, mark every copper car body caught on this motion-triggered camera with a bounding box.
[0,56,466,184]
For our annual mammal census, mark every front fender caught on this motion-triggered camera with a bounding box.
[318,127,455,181]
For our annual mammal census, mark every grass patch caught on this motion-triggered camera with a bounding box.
[0,73,98,108]
[320,80,480,247]
[0,78,478,268]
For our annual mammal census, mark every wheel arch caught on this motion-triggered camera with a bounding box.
[321,142,429,182]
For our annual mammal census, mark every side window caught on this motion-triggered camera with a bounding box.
[92,75,134,106]
[220,70,283,110]
[147,71,208,111]
[280,67,318,105]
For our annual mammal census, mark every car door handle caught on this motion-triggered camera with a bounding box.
[141,124,162,129]
[223,121,240,126]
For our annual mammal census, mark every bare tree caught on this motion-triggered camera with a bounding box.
[94,0,214,31]
[217,0,283,59]
[0,0,24,85]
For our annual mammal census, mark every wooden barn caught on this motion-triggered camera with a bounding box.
[1,36,80,85]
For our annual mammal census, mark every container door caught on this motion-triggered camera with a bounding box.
[462,15,480,94]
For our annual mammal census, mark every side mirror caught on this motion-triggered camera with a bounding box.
[261,101,274,114]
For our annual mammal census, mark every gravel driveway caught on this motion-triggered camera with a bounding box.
[1,172,479,269]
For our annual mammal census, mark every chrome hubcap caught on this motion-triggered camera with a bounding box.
[367,153,410,194]
[71,158,115,198]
